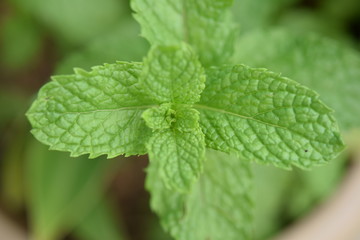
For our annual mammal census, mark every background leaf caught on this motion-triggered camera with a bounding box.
[251,164,293,239]
[0,120,27,213]
[55,19,149,75]
[232,0,298,34]
[73,198,128,240]
[284,152,347,219]
[25,140,121,240]
[147,149,252,240]
[8,0,126,45]
[0,13,42,70]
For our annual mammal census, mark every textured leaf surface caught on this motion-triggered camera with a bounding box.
[27,62,153,158]
[147,149,252,240]
[142,103,176,130]
[233,29,360,130]
[131,0,236,66]
[142,103,200,131]
[141,44,205,104]
[195,65,344,169]
[147,127,205,191]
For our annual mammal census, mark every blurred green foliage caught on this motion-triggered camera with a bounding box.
[55,20,148,75]
[25,140,123,240]
[74,199,127,240]
[252,153,347,239]
[233,0,299,33]
[8,0,126,45]
[1,13,41,70]
[0,0,359,239]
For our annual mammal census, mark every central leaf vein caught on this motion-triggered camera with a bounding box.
[32,105,158,115]
[194,104,287,130]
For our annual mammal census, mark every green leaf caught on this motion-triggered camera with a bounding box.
[143,102,205,191]
[142,103,176,130]
[27,62,153,158]
[143,103,201,131]
[147,149,252,240]
[131,0,237,66]
[146,127,205,192]
[233,29,360,130]
[26,140,119,240]
[141,44,205,104]
[195,65,344,169]
[74,199,128,240]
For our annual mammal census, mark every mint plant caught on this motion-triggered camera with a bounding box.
[26,0,345,239]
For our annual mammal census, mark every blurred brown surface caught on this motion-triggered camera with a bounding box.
[0,211,27,240]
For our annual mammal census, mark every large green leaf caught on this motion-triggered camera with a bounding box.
[195,65,344,169]
[131,0,236,66]
[147,149,252,240]
[25,140,119,240]
[27,62,153,158]
[233,29,360,130]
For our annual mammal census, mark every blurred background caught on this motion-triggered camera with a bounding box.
[0,0,360,239]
